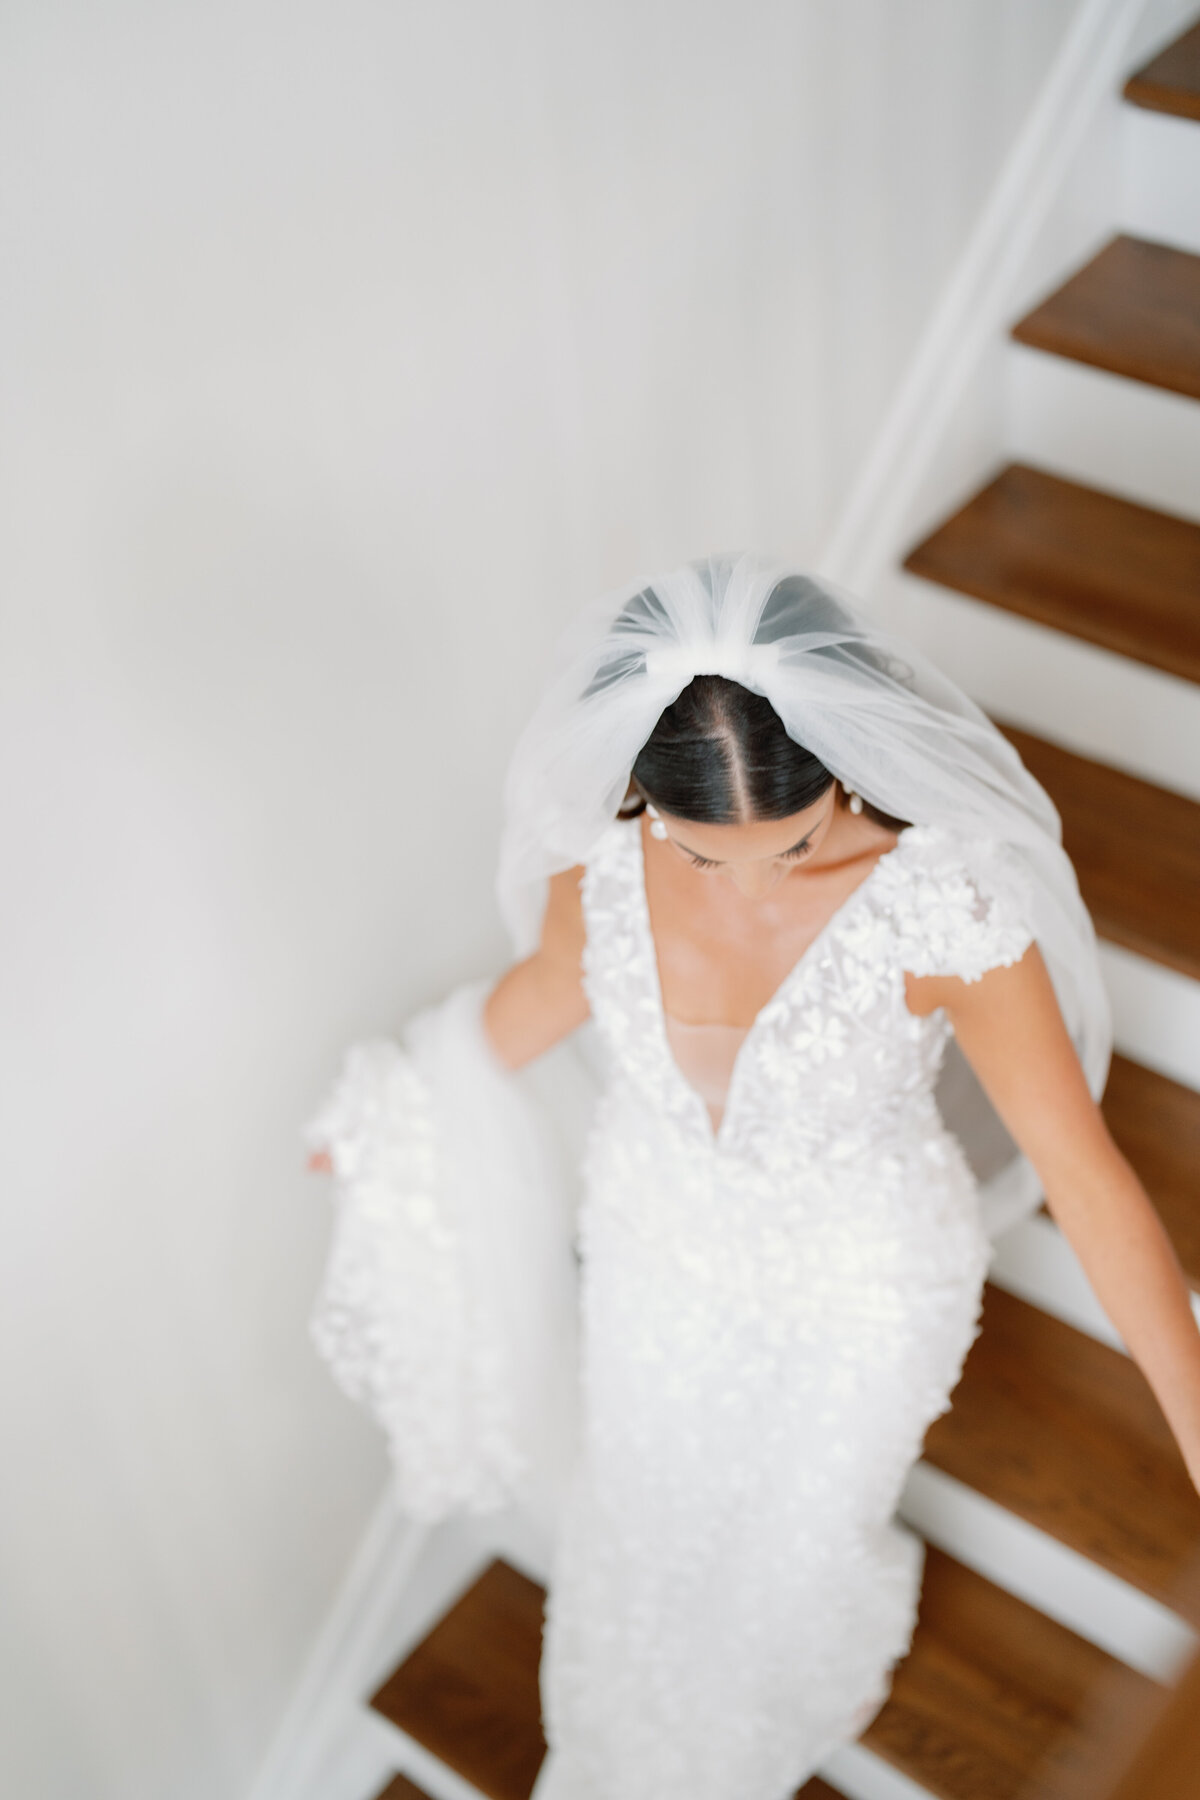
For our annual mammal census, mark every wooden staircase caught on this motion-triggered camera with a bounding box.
[1010,234,1200,401]
[1123,15,1200,122]
[903,464,1200,682]
[365,1551,1160,1800]
[354,20,1200,1800]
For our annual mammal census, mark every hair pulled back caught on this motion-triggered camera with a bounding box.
[604,573,909,832]
[624,676,834,824]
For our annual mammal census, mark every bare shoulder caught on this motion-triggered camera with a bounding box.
[483,867,589,1070]
[903,937,1040,1019]
[539,864,587,972]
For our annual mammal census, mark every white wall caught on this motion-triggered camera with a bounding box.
[0,3,1084,1796]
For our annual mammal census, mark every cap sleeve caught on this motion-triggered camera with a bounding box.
[888,827,1037,984]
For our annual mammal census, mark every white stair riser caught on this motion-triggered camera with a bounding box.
[901,1461,1198,1680]
[877,570,1200,804]
[991,1210,1127,1348]
[821,1743,937,1800]
[1006,341,1200,523]
[990,1210,1200,1352]
[1119,103,1200,256]
[1102,941,1200,1090]
[366,1710,494,1800]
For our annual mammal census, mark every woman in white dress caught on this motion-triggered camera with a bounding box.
[307,554,1200,1800]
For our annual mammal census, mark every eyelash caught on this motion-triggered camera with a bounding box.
[686,840,813,871]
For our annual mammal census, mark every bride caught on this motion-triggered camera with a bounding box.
[307,554,1200,1800]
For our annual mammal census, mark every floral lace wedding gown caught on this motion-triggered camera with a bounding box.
[531,816,1034,1800]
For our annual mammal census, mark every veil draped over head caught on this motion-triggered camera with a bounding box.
[497,551,1111,1234]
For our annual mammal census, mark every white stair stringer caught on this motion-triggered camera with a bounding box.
[1120,102,1200,256]
[1006,341,1200,523]
[875,568,1200,806]
[248,1502,499,1800]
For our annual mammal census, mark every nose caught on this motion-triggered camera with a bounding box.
[727,863,784,899]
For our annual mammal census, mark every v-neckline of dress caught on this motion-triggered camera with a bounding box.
[630,815,911,1149]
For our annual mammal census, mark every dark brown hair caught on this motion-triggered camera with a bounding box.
[621,672,909,836]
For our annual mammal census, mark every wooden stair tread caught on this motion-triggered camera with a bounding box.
[923,1285,1200,1624]
[370,1559,546,1800]
[995,722,1200,981]
[372,1778,434,1800]
[1102,1053,1200,1291]
[866,1549,1158,1800]
[370,1553,1150,1800]
[904,463,1200,684]
[1011,235,1200,401]
[1125,18,1200,122]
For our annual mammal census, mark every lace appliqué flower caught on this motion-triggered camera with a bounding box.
[550,817,1032,1796]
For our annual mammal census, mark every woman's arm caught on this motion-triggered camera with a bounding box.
[307,869,590,1173]
[908,945,1200,1495]
[482,865,590,1070]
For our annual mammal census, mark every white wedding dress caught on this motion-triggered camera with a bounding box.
[532,816,1033,1799]
[309,813,1037,1800]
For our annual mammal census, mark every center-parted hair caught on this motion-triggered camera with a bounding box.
[610,572,913,829]
[625,675,835,824]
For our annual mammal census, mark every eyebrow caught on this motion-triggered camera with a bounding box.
[673,828,816,863]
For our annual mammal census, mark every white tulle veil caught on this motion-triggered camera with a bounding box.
[496,550,1111,1236]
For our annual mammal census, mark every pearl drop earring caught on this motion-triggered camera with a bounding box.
[645,803,669,840]
[847,790,864,815]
